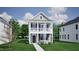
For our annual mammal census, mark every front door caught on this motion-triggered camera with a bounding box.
[32,35,36,43]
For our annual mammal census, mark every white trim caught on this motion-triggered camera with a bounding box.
[28,12,53,44]
[30,12,52,21]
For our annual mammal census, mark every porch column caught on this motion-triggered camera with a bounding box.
[37,21,39,32]
[49,34,52,43]
[44,23,46,44]
[51,34,53,43]
[51,23,53,43]
[37,34,39,43]
[29,34,31,44]
[45,22,46,31]
[29,22,31,44]
[37,22,39,43]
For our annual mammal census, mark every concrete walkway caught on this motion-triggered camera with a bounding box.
[33,43,44,51]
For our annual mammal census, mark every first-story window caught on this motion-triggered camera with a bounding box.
[65,34,66,39]
[46,34,49,40]
[76,34,78,40]
[68,34,69,39]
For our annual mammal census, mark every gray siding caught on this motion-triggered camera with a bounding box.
[60,22,79,42]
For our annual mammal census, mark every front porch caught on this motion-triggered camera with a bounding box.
[29,33,53,44]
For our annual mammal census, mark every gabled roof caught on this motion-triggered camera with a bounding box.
[0,17,10,26]
[61,17,79,27]
[30,12,52,21]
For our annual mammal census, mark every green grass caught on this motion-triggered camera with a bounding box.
[0,39,36,51]
[40,41,79,51]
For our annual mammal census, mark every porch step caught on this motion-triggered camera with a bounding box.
[32,43,44,51]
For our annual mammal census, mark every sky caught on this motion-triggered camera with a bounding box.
[0,7,79,25]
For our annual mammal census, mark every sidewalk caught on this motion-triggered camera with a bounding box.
[33,43,44,51]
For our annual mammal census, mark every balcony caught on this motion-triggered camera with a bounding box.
[30,28,52,32]
[30,22,52,32]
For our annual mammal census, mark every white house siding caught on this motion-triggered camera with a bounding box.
[28,12,53,44]
[60,22,79,43]
[29,21,53,44]
[32,13,48,21]
[0,18,12,44]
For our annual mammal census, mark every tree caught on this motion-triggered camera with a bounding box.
[11,19,20,40]
[53,24,60,41]
[53,22,64,41]
[20,24,28,38]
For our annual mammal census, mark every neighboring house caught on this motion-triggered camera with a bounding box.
[28,12,53,44]
[59,17,79,43]
[0,17,12,44]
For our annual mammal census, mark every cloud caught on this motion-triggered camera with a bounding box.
[23,12,33,23]
[48,7,68,24]
[18,12,33,25]
[18,8,68,25]
[18,19,27,26]
[0,12,12,22]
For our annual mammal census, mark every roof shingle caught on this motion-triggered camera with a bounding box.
[61,17,79,26]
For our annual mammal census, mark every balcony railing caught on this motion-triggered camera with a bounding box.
[30,28,51,32]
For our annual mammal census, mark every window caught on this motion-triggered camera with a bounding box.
[68,34,69,39]
[46,23,50,28]
[65,34,66,39]
[76,24,78,30]
[4,24,7,28]
[39,23,44,28]
[40,16,42,19]
[76,34,78,40]
[46,34,49,40]
[4,24,9,29]
[31,23,37,28]
[40,34,44,40]
[63,28,64,31]
[31,23,33,28]
[62,35,63,39]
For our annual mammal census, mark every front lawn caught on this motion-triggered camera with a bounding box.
[0,39,36,51]
[40,41,79,51]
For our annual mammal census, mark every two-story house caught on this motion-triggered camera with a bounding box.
[60,17,79,43]
[28,12,53,44]
[0,17,12,44]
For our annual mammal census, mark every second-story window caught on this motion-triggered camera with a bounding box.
[39,23,44,28]
[39,23,44,31]
[46,23,50,28]
[76,24,78,30]
[31,23,37,28]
